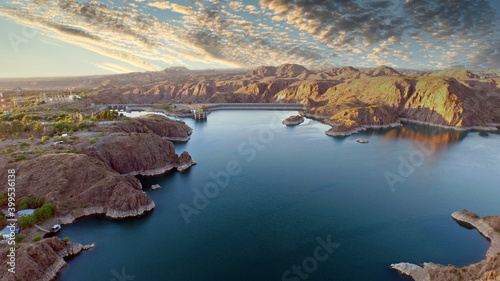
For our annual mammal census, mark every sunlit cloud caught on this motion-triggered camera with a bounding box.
[0,0,499,78]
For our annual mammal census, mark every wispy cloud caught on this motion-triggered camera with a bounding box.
[95,62,135,73]
[0,0,499,74]
[148,1,196,15]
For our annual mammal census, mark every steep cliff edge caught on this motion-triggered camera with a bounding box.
[96,114,192,141]
[391,210,500,281]
[306,76,500,136]
[75,132,196,175]
[0,153,155,221]
[0,237,94,281]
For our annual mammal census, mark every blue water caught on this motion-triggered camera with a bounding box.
[57,110,500,281]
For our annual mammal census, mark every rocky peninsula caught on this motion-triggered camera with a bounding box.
[391,210,500,281]
[95,114,193,142]
[0,114,196,281]
[0,237,95,281]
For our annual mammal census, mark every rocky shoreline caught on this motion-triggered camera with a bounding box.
[1,237,95,281]
[317,114,498,137]
[391,210,500,281]
[0,114,196,281]
[124,151,197,176]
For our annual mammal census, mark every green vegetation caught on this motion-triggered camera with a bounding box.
[18,214,36,228]
[15,154,26,161]
[95,110,119,120]
[34,204,57,221]
[0,211,7,229]
[19,142,30,149]
[0,193,8,207]
[41,136,50,142]
[14,234,25,243]
[63,237,70,242]
[82,203,87,208]
[18,196,44,210]
[89,138,96,144]
[0,104,97,140]
[31,236,41,242]
[97,132,105,137]
[29,136,34,141]
[18,203,57,228]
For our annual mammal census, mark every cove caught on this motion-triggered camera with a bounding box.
[56,110,500,281]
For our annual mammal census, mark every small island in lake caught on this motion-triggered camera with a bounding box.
[282,115,305,126]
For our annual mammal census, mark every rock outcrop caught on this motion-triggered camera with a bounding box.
[391,210,500,281]
[282,115,304,126]
[97,114,192,141]
[275,64,309,78]
[0,237,94,281]
[430,69,480,80]
[363,65,403,77]
[248,66,277,77]
[0,153,155,221]
[75,133,196,175]
[136,114,192,141]
[309,76,500,136]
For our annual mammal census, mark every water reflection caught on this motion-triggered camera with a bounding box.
[378,123,468,153]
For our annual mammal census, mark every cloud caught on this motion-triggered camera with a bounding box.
[228,1,244,12]
[259,0,500,68]
[148,1,196,15]
[1,0,499,72]
[260,0,407,47]
[95,62,135,73]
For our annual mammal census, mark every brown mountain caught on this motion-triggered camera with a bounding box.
[3,64,499,136]
[275,64,309,78]
[363,65,403,77]
[430,68,480,79]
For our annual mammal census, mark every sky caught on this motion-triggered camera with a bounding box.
[0,0,500,78]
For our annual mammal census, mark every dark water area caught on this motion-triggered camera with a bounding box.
[57,110,499,281]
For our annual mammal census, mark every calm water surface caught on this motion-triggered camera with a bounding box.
[57,110,500,281]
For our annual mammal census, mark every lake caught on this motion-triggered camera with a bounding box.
[57,110,500,281]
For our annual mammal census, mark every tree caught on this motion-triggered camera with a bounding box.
[34,204,57,221]
[10,120,23,138]
[14,235,25,243]
[33,122,44,137]
[18,196,44,210]
[0,122,10,138]
[18,214,36,228]
[0,211,7,229]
